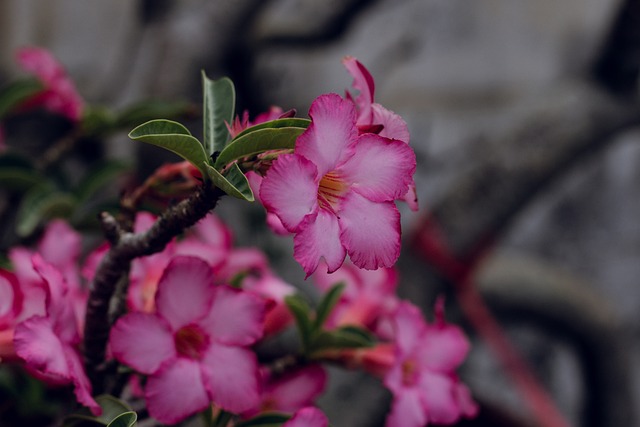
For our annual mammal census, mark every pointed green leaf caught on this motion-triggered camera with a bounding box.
[232,117,310,140]
[63,395,134,427]
[0,78,43,117]
[128,119,209,174]
[202,73,235,155]
[107,412,137,427]
[75,161,130,202]
[285,294,314,351]
[0,166,45,191]
[314,283,345,330]
[214,126,306,169]
[310,326,376,354]
[203,163,254,201]
[236,413,291,427]
[94,395,134,423]
[17,186,76,237]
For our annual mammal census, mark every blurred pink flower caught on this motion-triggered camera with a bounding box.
[383,300,478,427]
[260,94,416,276]
[13,256,99,414]
[284,407,329,427]
[16,46,84,122]
[313,260,399,336]
[109,256,266,424]
[244,364,327,418]
[227,106,294,139]
[343,56,418,211]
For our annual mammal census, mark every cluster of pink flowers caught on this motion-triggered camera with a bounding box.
[312,261,478,426]
[0,53,479,427]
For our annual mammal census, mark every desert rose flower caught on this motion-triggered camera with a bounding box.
[384,301,478,427]
[109,256,266,424]
[243,364,327,418]
[16,46,84,122]
[260,94,416,276]
[13,256,99,414]
[343,56,418,211]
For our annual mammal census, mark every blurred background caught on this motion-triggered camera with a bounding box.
[1,0,639,426]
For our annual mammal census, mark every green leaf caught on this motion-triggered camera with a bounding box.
[63,395,134,427]
[0,166,44,192]
[285,294,314,351]
[0,78,43,117]
[203,163,254,201]
[311,326,376,354]
[17,186,76,237]
[236,412,291,427]
[214,126,306,169]
[202,72,235,155]
[107,412,137,427]
[75,161,130,202]
[128,119,210,174]
[81,105,117,136]
[232,117,311,140]
[94,395,134,423]
[314,283,345,330]
[115,100,194,130]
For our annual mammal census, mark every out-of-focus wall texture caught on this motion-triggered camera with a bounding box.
[2,1,639,426]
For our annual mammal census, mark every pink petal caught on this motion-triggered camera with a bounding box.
[14,316,69,380]
[0,270,21,327]
[260,154,319,232]
[296,94,358,176]
[390,302,426,356]
[343,56,375,124]
[294,209,345,277]
[110,313,176,374]
[339,134,416,202]
[65,345,101,415]
[401,184,419,212]
[284,407,329,427]
[145,358,210,424]
[418,371,460,424]
[418,323,470,373]
[266,365,327,412]
[200,286,265,346]
[134,211,156,233]
[386,389,428,427]
[202,343,260,413]
[155,257,215,330]
[338,193,401,270]
[16,47,65,83]
[371,103,410,144]
[193,213,233,250]
[38,220,81,271]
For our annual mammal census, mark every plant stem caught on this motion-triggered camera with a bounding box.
[83,182,225,393]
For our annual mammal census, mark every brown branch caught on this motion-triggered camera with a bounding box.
[83,182,225,393]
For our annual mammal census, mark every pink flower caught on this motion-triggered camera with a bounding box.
[244,364,327,418]
[383,301,478,427]
[343,56,418,211]
[313,260,399,337]
[260,94,416,276]
[0,270,22,360]
[109,256,267,424]
[284,407,329,427]
[16,47,84,122]
[12,256,99,414]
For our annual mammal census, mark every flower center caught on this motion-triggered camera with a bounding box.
[174,324,209,360]
[401,359,418,386]
[317,171,348,213]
